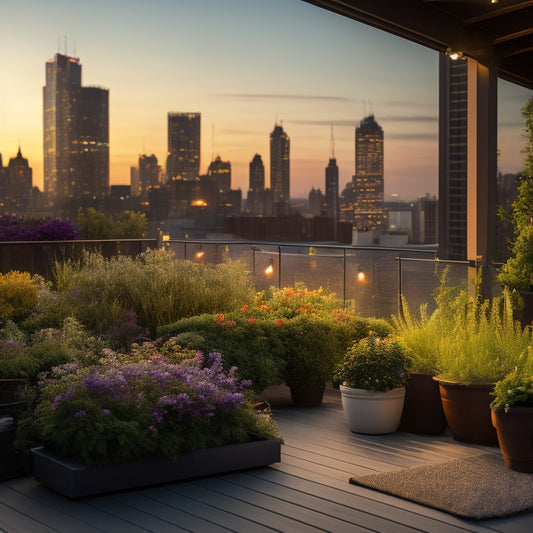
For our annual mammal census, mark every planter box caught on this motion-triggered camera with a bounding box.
[32,439,281,499]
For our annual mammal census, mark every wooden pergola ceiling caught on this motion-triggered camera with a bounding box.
[302,0,533,90]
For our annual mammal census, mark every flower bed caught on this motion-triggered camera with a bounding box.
[27,348,282,497]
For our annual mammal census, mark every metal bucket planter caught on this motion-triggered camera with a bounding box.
[492,407,533,473]
[436,379,498,445]
[340,385,405,434]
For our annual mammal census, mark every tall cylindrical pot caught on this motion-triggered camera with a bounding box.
[340,385,405,435]
[400,373,447,435]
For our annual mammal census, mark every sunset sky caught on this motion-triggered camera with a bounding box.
[1,0,532,200]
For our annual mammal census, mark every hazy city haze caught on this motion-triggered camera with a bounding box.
[1,0,532,200]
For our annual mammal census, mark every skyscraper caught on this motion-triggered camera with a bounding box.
[249,154,265,192]
[325,158,339,219]
[270,124,290,215]
[43,53,109,206]
[353,115,385,231]
[247,153,271,215]
[167,113,201,181]
[137,154,160,198]
[0,147,32,213]
[438,55,468,260]
[207,155,231,192]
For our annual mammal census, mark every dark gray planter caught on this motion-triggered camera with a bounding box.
[32,439,281,499]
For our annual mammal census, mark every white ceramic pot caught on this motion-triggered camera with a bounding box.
[340,385,406,434]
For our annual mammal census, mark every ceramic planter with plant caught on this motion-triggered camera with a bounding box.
[498,99,533,326]
[434,288,532,445]
[333,334,410,434]
[392,295,447,435]
[491,363,533,473]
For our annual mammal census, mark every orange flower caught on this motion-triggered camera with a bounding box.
[247,317,256,324]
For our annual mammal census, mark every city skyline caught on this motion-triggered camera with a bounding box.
[1,0,532,201]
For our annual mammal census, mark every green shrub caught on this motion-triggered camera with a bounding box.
[45,249,256,337]
[0,271,40,321]
[158,305,391,391]
[334,334,411,391]
[435,288,533,384]
[0,317,105,383]
[158,314,286,392]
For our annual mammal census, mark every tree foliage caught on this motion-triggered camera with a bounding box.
[76,208,147,239]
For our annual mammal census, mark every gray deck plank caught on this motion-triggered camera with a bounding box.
[135,485,277,533]
[164,481,327,532]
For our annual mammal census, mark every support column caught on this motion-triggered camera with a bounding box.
[466,56,498,298]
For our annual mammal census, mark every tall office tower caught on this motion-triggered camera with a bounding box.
[167,112,201,181]
[439,55,468,260]
[0,147,32,212]
[249,154,265,191]
[74,86,109,201]
[138,154,160,198]
[353,114,385,231]
[270,124,290,215]
[207,155,231,192]
[43,53,109,205]
[247,154,268,215]
[325,158,339,219]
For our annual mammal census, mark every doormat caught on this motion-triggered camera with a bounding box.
[349,453,533,520]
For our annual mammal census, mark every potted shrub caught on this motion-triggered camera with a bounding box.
[281,315,344,407]
[434,288,531,445]
[498,99,533,326]
[392,296,447,435]
[491,361,533,473]
[281,313,391,407]
[333,334,410,434]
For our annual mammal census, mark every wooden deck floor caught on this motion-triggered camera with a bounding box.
[1,385,531,533]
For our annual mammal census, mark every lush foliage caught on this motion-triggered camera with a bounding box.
[40,249,256,336]
[253,283,343,318]
[158,314,287,392]
[334,334,410,391]
[31,350,280,466]
[0,271,41,320]
[0,317,105,382]
[498,98,533,292]
[435,287,533,384]
[158,290,391,391]
[0,215,78,241]
[392,298,440,374]
[491,352,533,410]
[76,207,147,239]
[391,270,465,375]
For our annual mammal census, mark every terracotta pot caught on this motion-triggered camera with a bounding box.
[289,384,325,407]
[436,379,498,445]
[491,406,533,473]
[400,373,447,435]
[340,385,405,434]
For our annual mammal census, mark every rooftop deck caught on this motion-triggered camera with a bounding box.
[1,386,530,532]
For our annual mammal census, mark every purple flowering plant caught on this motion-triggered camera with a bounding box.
[35,348,280,466]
